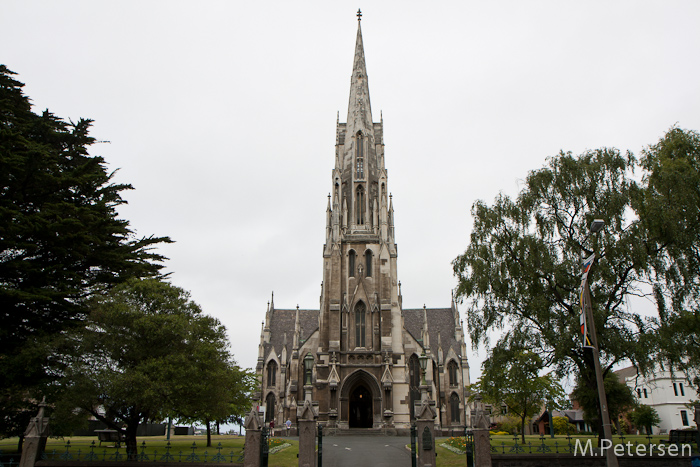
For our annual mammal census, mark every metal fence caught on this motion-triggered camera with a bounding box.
[490,433,696,455]
[0,451,20,467]
[37,441,244,463]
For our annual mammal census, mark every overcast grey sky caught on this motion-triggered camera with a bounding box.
[3,1,700,382]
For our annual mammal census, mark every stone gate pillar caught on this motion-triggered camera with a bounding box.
[243,408,262,467]
[414,400,437,467]
[297,400,318,467]
[472,395,492,467]
[19,400,50,467]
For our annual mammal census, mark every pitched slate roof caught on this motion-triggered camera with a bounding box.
[264,308,319,362]
[403,308,461,363]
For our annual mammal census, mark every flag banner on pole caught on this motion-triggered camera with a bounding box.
[579,253,595,348]
[582,253,595,280]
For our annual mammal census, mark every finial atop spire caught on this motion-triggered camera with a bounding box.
[357,8,362,21]
[347,7,372,134]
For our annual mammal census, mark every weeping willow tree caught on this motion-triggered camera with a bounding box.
[453,127,700,432]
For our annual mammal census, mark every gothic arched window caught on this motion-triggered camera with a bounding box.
[365,250,372,277]
[267,360,277,387]
[448,360,458,387]
[356,185,365,225]
[349,250,356,277]
[354,301,366,348]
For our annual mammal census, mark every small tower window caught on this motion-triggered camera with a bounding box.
[356,133,364,179]
[448,361,458,387]
[267,360,277,387]
[365,250,372,277]
[356,185,365,225]
[355,301,366,348]
[349,250,356,277]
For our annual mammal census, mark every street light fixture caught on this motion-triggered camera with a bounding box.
[303,354,314,385]
[419,351,428,401]
[581,219,619,467]
[590,219,605,234]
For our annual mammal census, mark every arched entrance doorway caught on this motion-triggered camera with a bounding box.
[265,392,275,423]
[349,383,372,428]
[340,370,381,429]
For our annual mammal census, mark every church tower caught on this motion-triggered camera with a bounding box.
[317,10,404,429]
[255,12,470,434]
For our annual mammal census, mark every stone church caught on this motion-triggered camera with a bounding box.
[255,14,470,433]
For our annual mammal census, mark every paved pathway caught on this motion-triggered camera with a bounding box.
[320,435,411,467]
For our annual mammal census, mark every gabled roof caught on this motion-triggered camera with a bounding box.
[403,308,461,363]
[264,308,319,362]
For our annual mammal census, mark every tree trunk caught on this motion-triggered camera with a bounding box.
[17,434,24,453]
[216,420,220,435]
[124,418,140,462]
[520,415,526,444]
[206,419,212,447]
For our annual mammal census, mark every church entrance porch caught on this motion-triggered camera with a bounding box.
[339,370,383,429]
[349,384,372,428]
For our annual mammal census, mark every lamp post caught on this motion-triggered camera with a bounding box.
[582,219,618,467]
[694,402,699,451]
[419,351,428,402]
[303,354,314,402]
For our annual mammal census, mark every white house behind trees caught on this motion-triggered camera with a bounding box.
[615,365,697,434]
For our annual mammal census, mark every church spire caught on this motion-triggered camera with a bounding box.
[346,10,373,137]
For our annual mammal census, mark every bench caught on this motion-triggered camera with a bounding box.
[663,429,698,447]
[95,429,123,447]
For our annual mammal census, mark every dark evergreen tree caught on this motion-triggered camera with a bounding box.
[0,65,170,439]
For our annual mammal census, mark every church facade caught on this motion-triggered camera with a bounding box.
[255,15,471,432]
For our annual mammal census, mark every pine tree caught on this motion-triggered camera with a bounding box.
[0,65,171,439]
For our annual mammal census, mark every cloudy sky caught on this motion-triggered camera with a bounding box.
[3,1,700,382]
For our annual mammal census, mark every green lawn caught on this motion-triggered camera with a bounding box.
[0,435,299,466]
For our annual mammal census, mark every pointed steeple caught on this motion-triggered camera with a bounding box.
[346,11,373,138]
[281,332,288,364]
[292,304,300,358]
[257,321,265,370]
[326,194,332,240]
[422,305,430,350]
